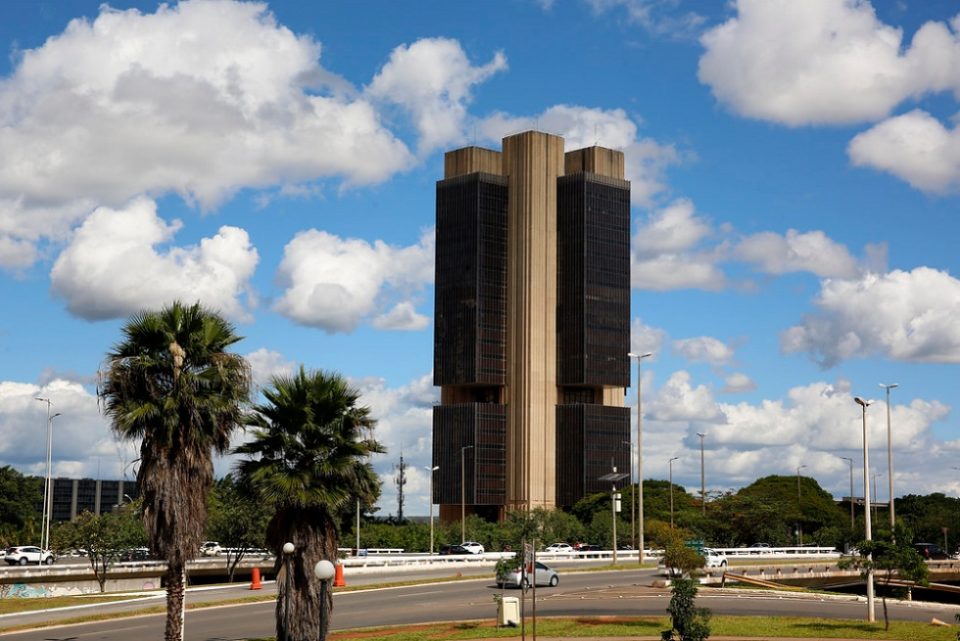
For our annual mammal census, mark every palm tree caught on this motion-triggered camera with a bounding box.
[236,367,382,641]
[100,301,250,641]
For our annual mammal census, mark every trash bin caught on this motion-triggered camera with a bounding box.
[498,596,519,627]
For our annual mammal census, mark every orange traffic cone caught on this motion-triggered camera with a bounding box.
[250,567,263,590]
[333,563,346,587]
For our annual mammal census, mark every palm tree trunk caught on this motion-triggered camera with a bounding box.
[164,563,186,641]
[271,510,338,641]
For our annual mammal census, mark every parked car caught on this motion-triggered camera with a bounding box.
[119,547,152,562]
[749,542,770,549]
[702,547,728,568]
[200,541,223,556]
[913,543,949,560]
[544,542,573,553]
[658,546,726,576]
[496,560,559,588]
[460,541,485,554]
[438,544,471,555]
[576,544,602,552]
[4,546,55,566]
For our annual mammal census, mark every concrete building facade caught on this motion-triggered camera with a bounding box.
[432,131,631,522]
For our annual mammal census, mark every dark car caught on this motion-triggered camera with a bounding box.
[120,547,152,562]
[438,544,470,555]
[913,543,950,560]
[576,544,602,552]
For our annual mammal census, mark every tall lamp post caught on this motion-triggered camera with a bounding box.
[669,456,679,529]
[840,456,854,531]
[697,432,706,515]
[314,559,335,641]
[599,464,629,564]
[460,445,473,544]
[872,472,882,524]
[628,351,652,564]
[855,396,875,623]
[796,464,807,545]
[879,383,898,533]
[281,542,295,641]
[35,397,60,552]
[425,465,439,555]
[621,440,634,552]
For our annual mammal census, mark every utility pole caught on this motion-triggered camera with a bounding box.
[395,453,408,522]
[697,433,706,515]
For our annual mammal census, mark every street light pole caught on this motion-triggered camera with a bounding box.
[880,383,898,533]
[855,396,875,623]
[796,464,807,546]
[841,456,854,531]
[669,457,679,529]
[621,440,634,553]
[628,351,652,565]
[313,559,335,641]
[425,465,439,555]
[697,433,706,515]
[35,397,60,552]
[460,445,473,544]
[872,472,881,524]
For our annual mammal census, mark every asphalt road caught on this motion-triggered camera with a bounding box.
[2,568,958,640]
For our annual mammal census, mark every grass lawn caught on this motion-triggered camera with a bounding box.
[297,615,957,641]
[0,594,134,615]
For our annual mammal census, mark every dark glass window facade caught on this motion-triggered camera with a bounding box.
[432,403,506,505]
[556,173,631,387]
[556,404,631,508]
[46,478,139,521]
[434,173,508,386]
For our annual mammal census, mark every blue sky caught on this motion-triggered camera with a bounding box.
[0,0,958,517]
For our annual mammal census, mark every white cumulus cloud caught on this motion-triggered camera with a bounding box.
[647,370,721,422]
[721,372,756,394]
[0,0,413,267]
[698,0,960,126]
[0,379,134,479]
[275,229,434,333]
[50,197,258,321]
[631,319,667,357]
[367,37,507,154]
[782,267,960,366]
[673,336,735,366]
[372,302,430,331]
[849,109,960,194]
[245,348,296,391]
[631,199,725,290]
[735,229,861,278]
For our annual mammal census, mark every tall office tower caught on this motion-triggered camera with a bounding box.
[432,131,631,523]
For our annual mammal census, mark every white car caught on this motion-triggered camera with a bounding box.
[657,547,727,576]
[199,541,222,556]
[4,546,55,566]
[460,541,485,554]
[702,547,728,568]
[544,542,573,553]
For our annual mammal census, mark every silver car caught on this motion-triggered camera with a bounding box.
[497,560,559,588]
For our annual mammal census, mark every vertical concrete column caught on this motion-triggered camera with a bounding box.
[503,131,564,510]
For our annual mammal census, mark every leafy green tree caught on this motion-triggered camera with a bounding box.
[0,466,42,548]
[841,525,929,631]
[661,533,710,641]
[206,474,268,582]
[100,301,251,641]
[237,367,383,641]
[895,493,960,547]
[52,505,145,592]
